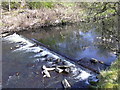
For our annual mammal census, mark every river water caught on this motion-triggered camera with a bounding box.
[2,16,118,88]
[20,16,118,65]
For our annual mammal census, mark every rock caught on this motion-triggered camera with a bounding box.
[1,33,9,37]
[62,79,71,88]
[88,76,99,86]
[56,65,71,69]
[15,72,20,76]
[54,58,62,64]
[98,61,104,64]
[62,61,68,65]
[15,45,20,48]
[35,72,39,75]
[29,44,37,47]
[10,47,13,50]
[40,54,48,58]
[39,50,43,53]
[90,58,98,64]
[64,68,71,74]
[46,57,54,61]
[17,41,22,44]
[55,67,63,73]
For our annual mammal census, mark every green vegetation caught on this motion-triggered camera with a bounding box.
[2,2,21,10]
[28,2,55,9]
[1,2,55,10]
[80,2,119,21]
[1,2,119,21]
[90,57,120,89]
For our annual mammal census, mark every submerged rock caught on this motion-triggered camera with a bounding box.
[15,72,20,76]
[46,57,54,61]
[98,61,104,64]
[40,54,48,58]
[90,58,98,64]
[53,58,62,64]
[39,49,43,53]
[88,76,99,86]
[62,61,69,65]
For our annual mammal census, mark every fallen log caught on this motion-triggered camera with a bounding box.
[42,69,51,78]
[42,65,55,71]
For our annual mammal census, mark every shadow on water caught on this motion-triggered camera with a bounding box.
[20,16,118,65]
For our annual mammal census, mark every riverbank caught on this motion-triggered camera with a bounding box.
[90,56,120,89]
[0,4,84,34]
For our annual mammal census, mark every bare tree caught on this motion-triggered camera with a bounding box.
[0,2,2,19]
[8,0,11,11]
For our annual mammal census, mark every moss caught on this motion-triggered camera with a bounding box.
[95,56,120,89]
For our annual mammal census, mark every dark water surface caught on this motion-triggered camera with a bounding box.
[20,16,118,65]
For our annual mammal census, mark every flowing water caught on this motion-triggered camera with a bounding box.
[2,16,118,88]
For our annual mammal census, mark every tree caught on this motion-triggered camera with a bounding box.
[8,0,11,11]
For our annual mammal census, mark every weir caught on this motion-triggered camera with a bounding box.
[31,38,110,74]
[2,33,93,88]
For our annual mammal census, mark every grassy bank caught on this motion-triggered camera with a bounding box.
[90,56,120,89]
[1,2,118,34]
[1,2,84,34]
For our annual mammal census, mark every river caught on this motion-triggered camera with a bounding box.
[2,16,118,88]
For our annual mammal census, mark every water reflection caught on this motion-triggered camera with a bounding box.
[20,16,118,64]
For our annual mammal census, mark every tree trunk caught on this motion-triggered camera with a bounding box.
[8,0,11,11]
[0,2,2,19]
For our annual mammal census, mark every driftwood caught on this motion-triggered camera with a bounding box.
[62,79,71,88]
[42,70,51,78]
[42,65,55,71]
[41,65,55,78]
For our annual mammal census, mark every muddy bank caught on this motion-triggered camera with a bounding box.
[1,5,84,34]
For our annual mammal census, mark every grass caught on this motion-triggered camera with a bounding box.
[92,56,120,89]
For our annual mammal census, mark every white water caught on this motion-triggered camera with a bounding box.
[3,33,91,83]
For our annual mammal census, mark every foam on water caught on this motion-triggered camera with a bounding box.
[3,33,91,81]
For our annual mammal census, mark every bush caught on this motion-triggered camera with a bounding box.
[27,2,54,9]
[96,57,120,89]
[2,2,20,11]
